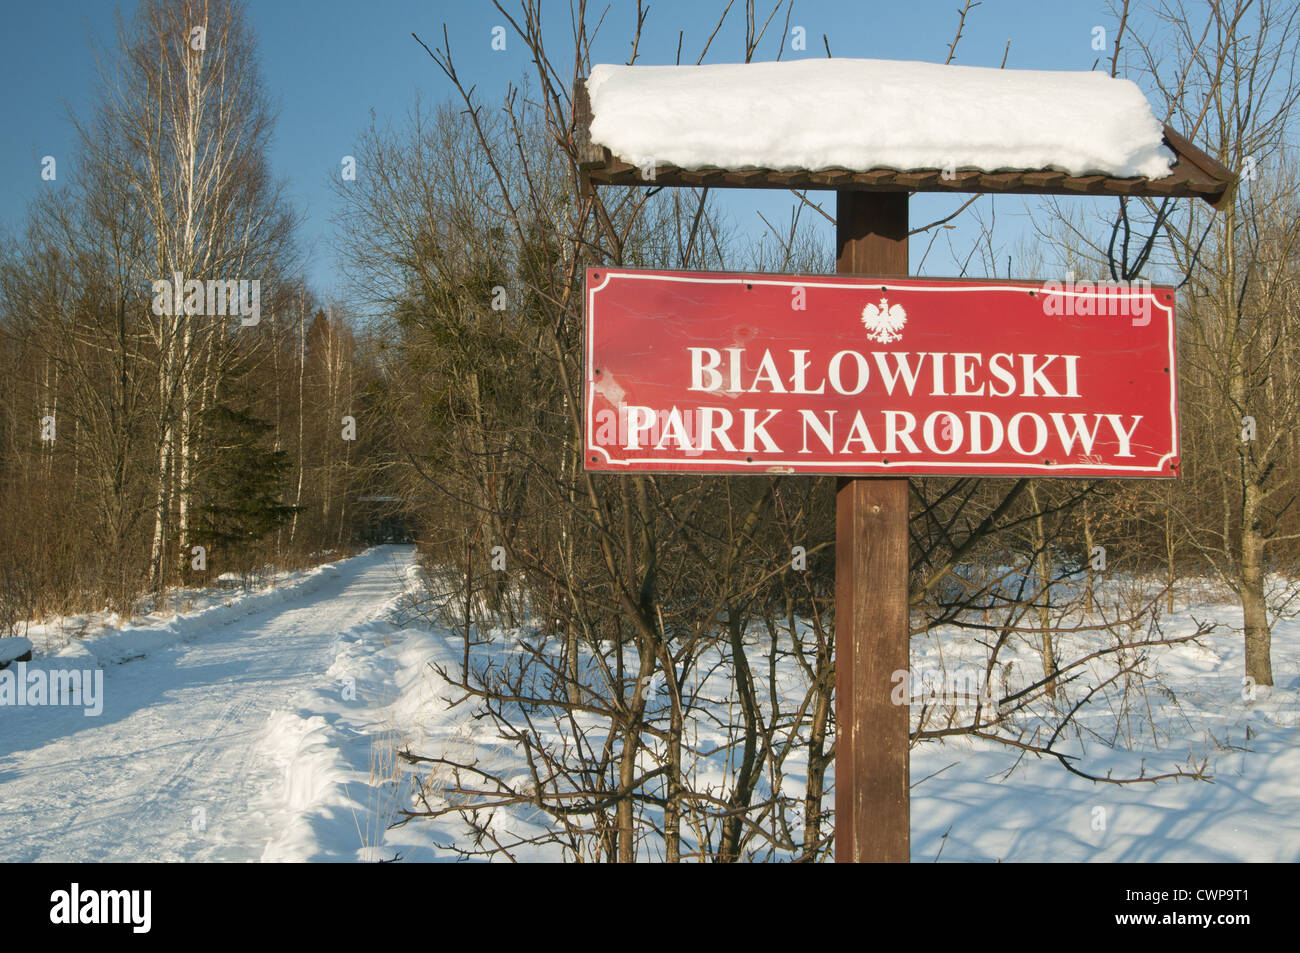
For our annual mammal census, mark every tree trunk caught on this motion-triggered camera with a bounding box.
[1028,484,1059,702]
[1240,523,1274,686]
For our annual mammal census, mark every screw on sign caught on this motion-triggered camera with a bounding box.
[576,56,1236,863]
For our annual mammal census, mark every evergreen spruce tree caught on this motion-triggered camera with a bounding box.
[195,404,298,571]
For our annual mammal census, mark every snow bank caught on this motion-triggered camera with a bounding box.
[0,637,33,666]
[24,561,349,671]
[586,58,1174,179]
[256,607,566,862]
[256,611,459,862]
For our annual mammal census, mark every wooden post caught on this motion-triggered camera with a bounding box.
[834,190,910,863]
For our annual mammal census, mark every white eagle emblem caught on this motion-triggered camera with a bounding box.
[861,297,907,343]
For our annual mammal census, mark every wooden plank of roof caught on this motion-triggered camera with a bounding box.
[978,172,1024,191]
[894,170,940,189]
[1140,176,1179,197]
[943,170,985,189]
[679,169,715,186]
[857,169,898,186]
[1101,177,1146,196]
[587,161,1232,206]
[1021,171,1067,189]
[767,170,804,187]
[1062,174,1108,194]
[816,169,855,187]
[572,80,605,170]
[575,79,1237,207]
[1163,124,1236,207]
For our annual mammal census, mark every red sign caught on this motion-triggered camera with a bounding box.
[584,268,1178,478]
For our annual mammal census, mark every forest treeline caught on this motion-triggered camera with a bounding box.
[0,0,397,626]
[2,0,1298,860]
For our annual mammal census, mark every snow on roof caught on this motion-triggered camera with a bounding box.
[586,58,1174,180]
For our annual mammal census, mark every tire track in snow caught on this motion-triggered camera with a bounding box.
[0,546,415,862]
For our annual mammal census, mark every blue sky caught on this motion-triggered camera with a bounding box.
[1,1,1132,297]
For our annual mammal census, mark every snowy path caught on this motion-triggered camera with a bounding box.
[0,546,415,862]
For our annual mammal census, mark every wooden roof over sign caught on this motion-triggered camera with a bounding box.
[573,81,1236,209]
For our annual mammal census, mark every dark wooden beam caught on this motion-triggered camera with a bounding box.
[835,191,910,864]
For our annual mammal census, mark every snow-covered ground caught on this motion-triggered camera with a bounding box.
[1,545,1296,862]
[0,546,421,861]
[908,610,1300,862]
